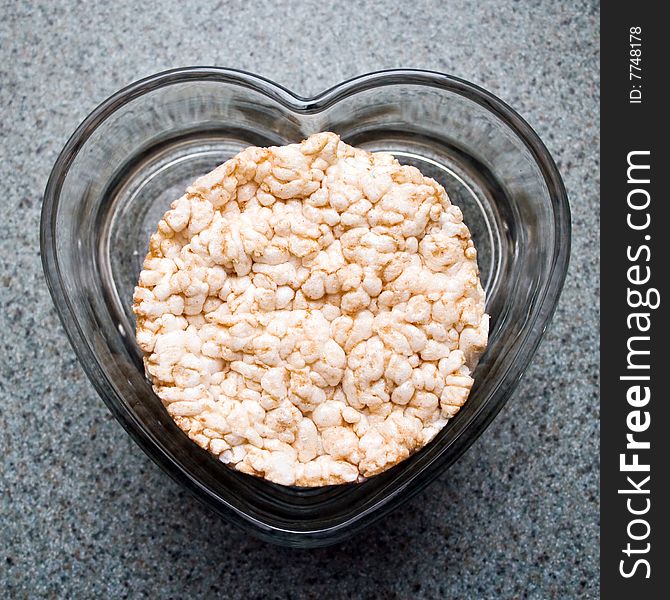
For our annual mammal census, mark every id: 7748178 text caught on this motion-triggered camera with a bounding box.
[629,26,642,104]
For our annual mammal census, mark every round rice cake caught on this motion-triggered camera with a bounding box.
[133,132,489,487]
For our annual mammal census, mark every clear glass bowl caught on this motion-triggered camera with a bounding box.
[41,68,570,547]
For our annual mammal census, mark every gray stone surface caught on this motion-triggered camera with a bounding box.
[0,0,599,598]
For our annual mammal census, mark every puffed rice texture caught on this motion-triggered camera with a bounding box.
[133,132,489,487]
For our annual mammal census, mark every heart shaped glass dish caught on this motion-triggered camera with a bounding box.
[41,68,570,547]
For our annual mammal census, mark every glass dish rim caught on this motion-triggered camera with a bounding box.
[40,66,571,542]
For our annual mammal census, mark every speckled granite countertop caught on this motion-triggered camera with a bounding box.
[0,1,599,598]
